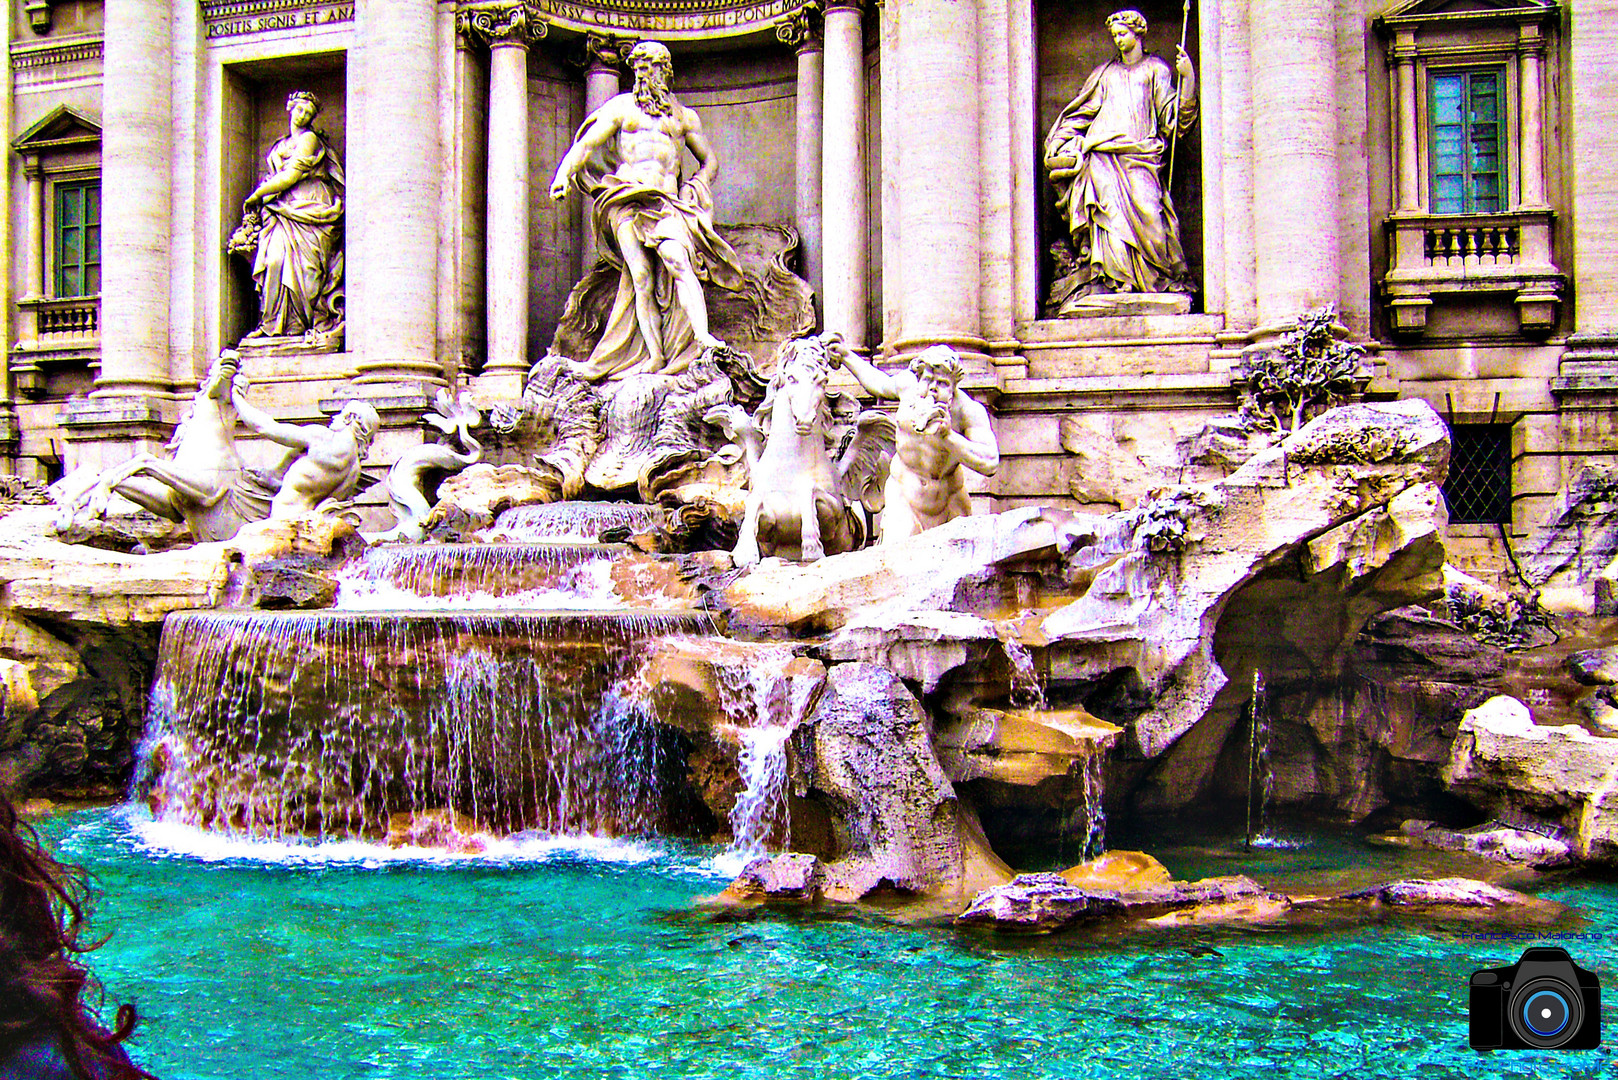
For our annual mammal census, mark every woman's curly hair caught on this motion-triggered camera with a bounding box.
[0,794,154,1079]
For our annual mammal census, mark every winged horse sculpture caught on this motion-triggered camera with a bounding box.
[708,334,895,564]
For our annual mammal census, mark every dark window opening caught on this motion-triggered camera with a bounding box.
[54,180,100,298]
[1431,67,1505,215]
[1445,423,1512,525]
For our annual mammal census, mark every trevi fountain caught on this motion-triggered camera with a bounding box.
[4,10,1617,1079]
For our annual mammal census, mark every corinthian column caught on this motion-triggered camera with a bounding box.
[580,34,626,273]
[1250,0,1340,328]
[886,0,983,363]
[821,0,868,348]
[778,7,824,316]
[354,0,442,385]
[97,0,173,395]
[463,4,546,379]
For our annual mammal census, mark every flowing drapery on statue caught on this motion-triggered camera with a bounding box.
[229,90,345,346]
[1044,10,1196,312]
[550,41,744,381]
[580,172,743,379]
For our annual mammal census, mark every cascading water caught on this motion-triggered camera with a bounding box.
[1245,669,1274,848]
[334,543,621,610]
[139,609,706,841]
[701,642,823,861]
[477,502,659,543]
[1078,752,1107,861]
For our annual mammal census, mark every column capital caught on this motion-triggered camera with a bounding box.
[776,3,823,51]
[21,155,43,180]
[456,1,547,49]
[579,31,636,73]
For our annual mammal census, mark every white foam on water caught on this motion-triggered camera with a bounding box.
[110,806,669,869]
[1249,834,1310,851]
[333,562,623,612]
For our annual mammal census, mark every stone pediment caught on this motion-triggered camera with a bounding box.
[12,104,101,155]
[1376,0,1556,29]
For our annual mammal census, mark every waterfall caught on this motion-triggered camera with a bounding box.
[479,502,658,543]
[727,725,793,861]
[139,610,705,841]
[704,643,820,857]
[1079,752,1107,861]
[334,543,620,609]
[1002,637,1046,709]
[1245,669,1274,848]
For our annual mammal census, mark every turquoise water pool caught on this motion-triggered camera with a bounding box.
[39,807,1618,1079]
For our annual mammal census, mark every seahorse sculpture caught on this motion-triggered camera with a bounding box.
[368,390,483,543]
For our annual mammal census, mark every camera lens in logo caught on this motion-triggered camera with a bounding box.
[1511,978,1583,1047]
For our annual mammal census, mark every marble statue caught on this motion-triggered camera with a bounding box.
[710,335,894,564]
[55,351,260,542]
[547,40,744,380]
[831,342,1000,542]
[1043,9,1196,315]
[230,391,378,520]
[228,90,346,347]
[368,391,483,543]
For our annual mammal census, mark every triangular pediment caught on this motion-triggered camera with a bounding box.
[13,105,101,154]
[1377,0,1555,26]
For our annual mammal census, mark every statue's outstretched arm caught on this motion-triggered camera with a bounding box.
[549,104,619,199]
[829,337,904,400]
[232,390,314,451]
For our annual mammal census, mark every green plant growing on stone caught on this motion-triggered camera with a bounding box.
[1244,306,1368,432]
[1445,583,1556,651]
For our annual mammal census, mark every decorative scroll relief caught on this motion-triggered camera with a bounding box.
[202,1,355,40]
[458,0,550,44]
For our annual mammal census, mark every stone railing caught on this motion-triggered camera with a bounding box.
[1422,217,1521,266]
[1381,209,1564,337]
[11,295,99,397]
[26,295,99,339]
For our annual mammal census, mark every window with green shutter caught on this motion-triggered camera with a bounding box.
[53,180,100,297]
[1430,68,1505,215]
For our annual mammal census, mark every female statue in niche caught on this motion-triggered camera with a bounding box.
[229,89,346,347]
[1043,9,1197,316]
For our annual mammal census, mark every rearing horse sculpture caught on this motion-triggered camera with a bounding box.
[709,334,894,564]
[55,351,264,543]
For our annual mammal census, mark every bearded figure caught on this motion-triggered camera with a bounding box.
[548,41,744,380]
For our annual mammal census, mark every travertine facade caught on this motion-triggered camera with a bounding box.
[4,0,1613,581]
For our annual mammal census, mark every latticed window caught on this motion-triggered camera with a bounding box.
[1444,424,1511,525]
[53,180,100,297]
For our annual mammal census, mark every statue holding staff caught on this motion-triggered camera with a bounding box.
[1044,9,1197,313]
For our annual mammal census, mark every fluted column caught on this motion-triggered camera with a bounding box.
[466,6,545,379]
[888,0,982,361]
[1250,0,1340,328]
[97,0,172,395]
[580,34,626,272]
[779,7,824,317]
[821,0,867,347]
[18,160,42,346]
[1390,34,1419,213]
[354,0,442,385]
[1518,26,1548,209]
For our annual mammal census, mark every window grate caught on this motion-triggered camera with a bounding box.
[1444,424,1511,525]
